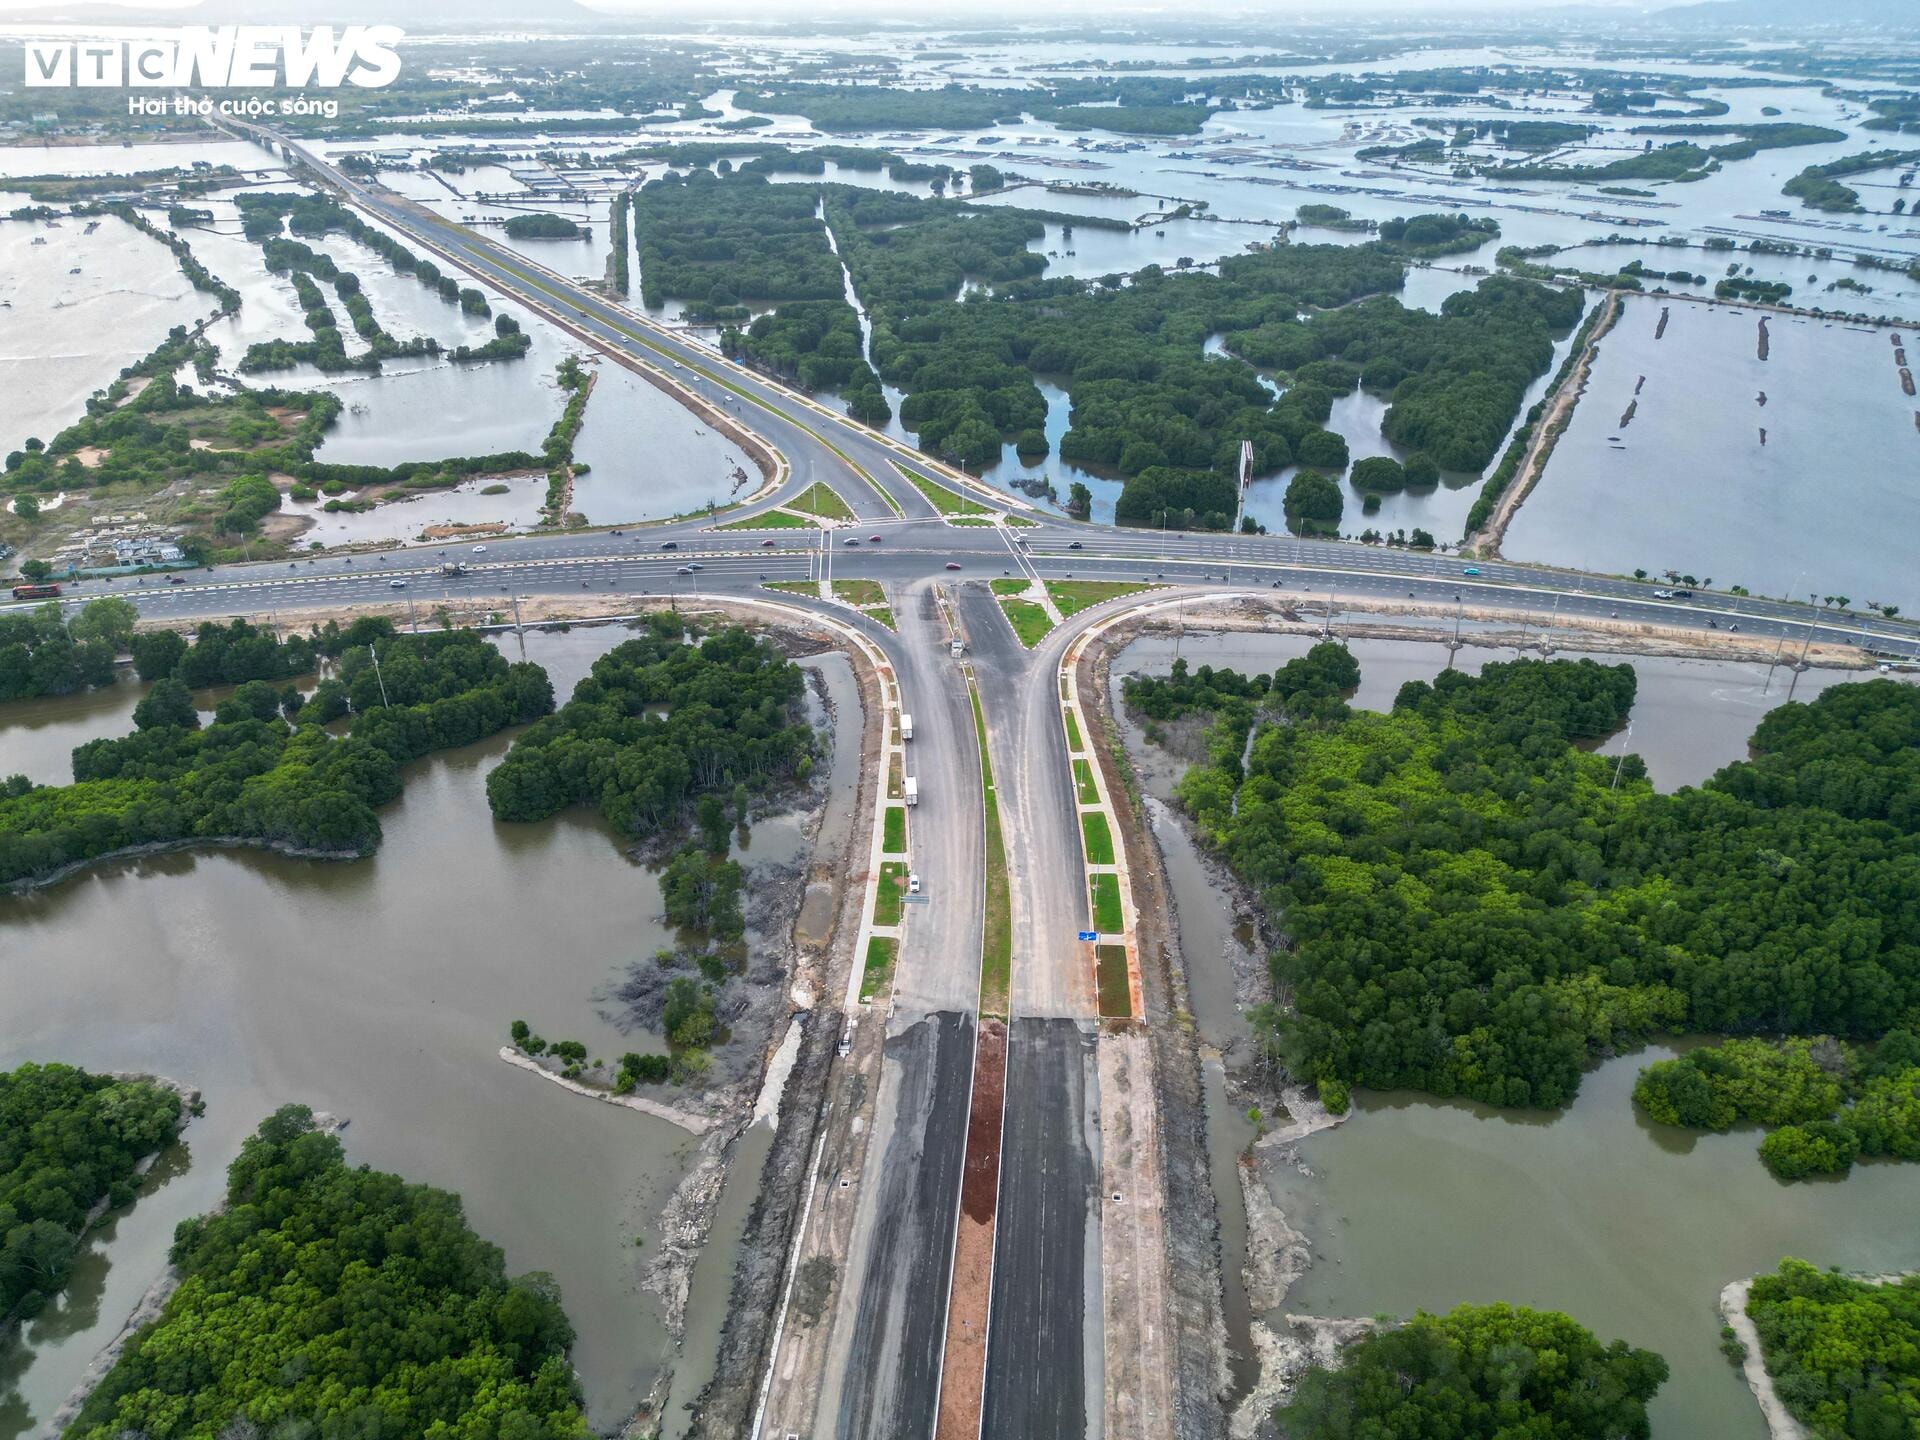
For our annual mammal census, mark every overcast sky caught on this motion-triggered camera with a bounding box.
[0,0,1666,16]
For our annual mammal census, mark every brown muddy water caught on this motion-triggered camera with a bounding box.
[1112,627,1920,1437]
[0,626,856,1439]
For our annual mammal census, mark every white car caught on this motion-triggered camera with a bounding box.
[472,544,488,555]
[389,578,408,589]
[907,872,921,895]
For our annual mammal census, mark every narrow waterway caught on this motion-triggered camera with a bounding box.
[0,623,857,1438]
[1109,627,1920,1437]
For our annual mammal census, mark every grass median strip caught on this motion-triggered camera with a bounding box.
[1090,872,1124,936]
[875,860,907,927]
[832,578,886,606]
[882,805,906,854]
[714,508,814,530]
[1064,707,1083,753]
[1095,944,1132,1019]
[763,580,817,595]
[1074,758,1099,805]
[892,458,986,517]
[1081,811,1114,866]
[790,482,853,521]
[990,578,1029,596]
[860,936,898,1003]
[971,680,1012,1018]
[998,598,1052,649]
[1046,580,1153,617]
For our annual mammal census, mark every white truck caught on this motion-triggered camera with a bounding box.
[901,713,914,742]
[904,776,919,807]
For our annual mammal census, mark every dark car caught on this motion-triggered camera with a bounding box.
[1671,588,1694,599]
[869,535,883,543]
[1068,541,1083,549]
[660,541,679,551]
[945,562,961,571]
[760,539,777,547]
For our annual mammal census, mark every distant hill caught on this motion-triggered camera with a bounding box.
[1652,0,1918,27]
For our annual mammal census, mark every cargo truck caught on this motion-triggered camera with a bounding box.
[904,776,919,806]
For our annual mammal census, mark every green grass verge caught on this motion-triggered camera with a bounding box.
[1047,580,1153,618]
[1090,872,1124,935]
[832,578,886,607]
[999,598,1052,649]
[893,459,986,517]
[860,936,897,1003]
[790,482,854,521]
[868,607,896,632]
[763,580,817,595]
[990,578,1030,596]
[1064,707,1083,753]
[714,508,813,530]
[882,805,906,855]
[1074,758,1098,805]
[874,861,906,928]
[972,681,1012,1018]
[1095,944,1132,1019]
[947,514,996,527]
[1006,515,1039,528]
[1081,811,1115,866]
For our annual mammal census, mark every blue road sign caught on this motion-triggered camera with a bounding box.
[1077,931,1098,942]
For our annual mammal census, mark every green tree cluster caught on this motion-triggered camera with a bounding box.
[1283,470,1343,535]
[1171,661,1920,1110]
[661,843,745,939]
[65,1105,589,1440]
[1745,1259,1920,1437]
[235,191,487,314]
[827,189,1047,308]
[486,615,813,836]
[633,169,843,315]
[504,212,586,239]
[607,190,630,293]
[1783,148,1920,212]
[1275,1302,1668,1439]
[1639,1032,1920,1180]
[1373,211,1501,258]
[0,600,134,702]
[1,1063,180,1325]
[723,301,889,423]
[0,624,550,886]
[337,629,555,764]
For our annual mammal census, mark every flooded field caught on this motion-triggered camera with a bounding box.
[1506,296,1920,609]
[0,212,212,450]
[1109,626,1920,1436]
[0,625,851,1438]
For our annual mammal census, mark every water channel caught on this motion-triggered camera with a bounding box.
[0,624,858,1438]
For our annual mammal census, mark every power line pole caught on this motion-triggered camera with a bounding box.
[1612,721,1634,791]
[1785,617,1816,702]
[368,644,390,707]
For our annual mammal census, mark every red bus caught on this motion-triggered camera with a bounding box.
[10,583,61,600]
